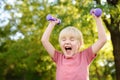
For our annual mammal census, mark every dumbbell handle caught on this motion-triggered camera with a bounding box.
[46,14,61,25]
[90,8,102,17]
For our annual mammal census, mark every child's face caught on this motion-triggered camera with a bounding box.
[59,35,81,58]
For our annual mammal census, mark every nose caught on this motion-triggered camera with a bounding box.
[65,40,71,45]
[65,42,70,45]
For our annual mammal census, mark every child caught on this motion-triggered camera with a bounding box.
[41,13,107,80]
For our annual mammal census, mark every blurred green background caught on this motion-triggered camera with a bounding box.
[0,0,120,80]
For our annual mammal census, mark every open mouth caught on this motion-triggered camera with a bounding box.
[65,47,72,51]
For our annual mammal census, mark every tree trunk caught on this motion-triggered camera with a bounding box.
[103,10,120,79]
[111,33,120,80]
[95,0,120,79]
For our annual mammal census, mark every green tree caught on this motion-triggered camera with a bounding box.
[0,0,117,80]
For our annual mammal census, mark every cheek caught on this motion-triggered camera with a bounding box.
[73,42,80,49]
[59,42,64,48]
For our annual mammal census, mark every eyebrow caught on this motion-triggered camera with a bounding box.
[60,36,76,40]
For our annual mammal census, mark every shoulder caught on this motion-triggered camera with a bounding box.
[81,46,97,64]
[81,46,96,59]
[52,50,63,63]
[83,47,92,53]
[80,47,92,55]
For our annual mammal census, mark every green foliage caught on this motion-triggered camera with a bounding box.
[0,0,116,80]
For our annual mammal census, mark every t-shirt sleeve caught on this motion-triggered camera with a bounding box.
[83,47,97,64]
[52,50,61,63]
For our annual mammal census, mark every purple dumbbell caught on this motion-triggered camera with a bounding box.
[46,14,61,25]
[90,8,102,17]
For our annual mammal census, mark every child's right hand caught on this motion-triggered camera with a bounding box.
[46,14,61,25]
[49,18,60,25]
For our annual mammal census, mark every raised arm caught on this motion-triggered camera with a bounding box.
[92,14,107,54]
[41,20,59,58]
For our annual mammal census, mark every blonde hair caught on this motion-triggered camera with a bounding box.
[59,26,83,45]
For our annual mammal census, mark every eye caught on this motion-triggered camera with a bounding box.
[71,38,74,41]
[62,38,66,41]
[70,37,75,41]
